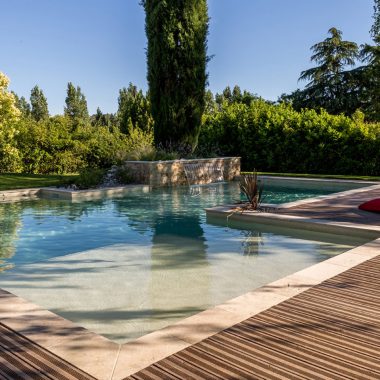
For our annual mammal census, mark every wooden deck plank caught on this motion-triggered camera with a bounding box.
[127,254,380,379]
[277,187,380,225]
[0,323,96,380]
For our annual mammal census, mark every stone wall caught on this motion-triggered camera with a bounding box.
[123,157,240,187]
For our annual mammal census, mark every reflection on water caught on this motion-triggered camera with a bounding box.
[240,230,264,256]
[0,183,241,269]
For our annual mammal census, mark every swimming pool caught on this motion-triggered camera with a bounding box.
[0,180,372,342]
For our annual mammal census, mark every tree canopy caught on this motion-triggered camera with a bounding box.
[30,85,49,121]
[0,73,22,172]
[64,82,89,122]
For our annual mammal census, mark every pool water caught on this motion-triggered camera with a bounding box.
[0,181,370,342]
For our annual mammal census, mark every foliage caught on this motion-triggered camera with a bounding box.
[299,28,359,85]
[30,85,49,121]
[198,99,380,175]
[239,172,263,210]
[359,36,380,121]
[291,28,360,116]
[12,92,31,118]
[215,85,259,106]
[71,168,105,189]
[142,0,209,153]
[283,10,380,122]
[91,107,116,128]
[0,73,22,173]
[12,113,154,174]
[117,83,153,134]
[64,82,89,122]
[115,125,154,162]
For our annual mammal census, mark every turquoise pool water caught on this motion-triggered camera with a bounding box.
[0,181,367,270]
[0,181,370,342]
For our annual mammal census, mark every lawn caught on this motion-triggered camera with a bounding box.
[1,171,380,192]
[0,173,78,191]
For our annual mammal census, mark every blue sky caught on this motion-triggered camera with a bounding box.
[1,0,374,115]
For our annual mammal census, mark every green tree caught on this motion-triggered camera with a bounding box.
[0,72,22,172]
[284,28,359,115]
[12,92,31,118]
[117,83,152,134]
[215,86,258,106]
[299,27,358,98]
[91,107,117,128]
[142,0,209,153]
[30,85,49,121]
[348,1,380,121]
[64,82,89,122]
[359,36,380,121]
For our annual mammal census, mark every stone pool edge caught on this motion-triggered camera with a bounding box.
[0,185,151,203]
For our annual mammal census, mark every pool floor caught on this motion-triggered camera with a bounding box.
[0,221,367,343]
[0,181,372,342]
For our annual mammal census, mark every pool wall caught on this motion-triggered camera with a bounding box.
[123,157,241,187]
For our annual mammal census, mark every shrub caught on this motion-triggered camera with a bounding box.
[198,100,380,175]
[72,168,106,189]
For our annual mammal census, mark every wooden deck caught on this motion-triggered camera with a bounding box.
[126,254,380,379]
[0,322,95,380]
[278,187,380,226]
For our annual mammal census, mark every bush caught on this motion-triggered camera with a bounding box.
[198,100,380,175]
[12,116,155,174]
[72,168,105,189]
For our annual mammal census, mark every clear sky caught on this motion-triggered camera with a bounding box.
[1,0,374,115]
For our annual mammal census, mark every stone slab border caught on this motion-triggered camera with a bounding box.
[258,177,380,209]
[0,185,150,203]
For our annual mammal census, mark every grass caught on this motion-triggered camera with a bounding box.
[0,173,78,191]
[2,171,379,192]
[242,172,380,181]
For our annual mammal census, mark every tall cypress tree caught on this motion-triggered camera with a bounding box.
[371,0,380,39]
[30,86,49,121]
[64,82,89,122]
[142,0,209,153]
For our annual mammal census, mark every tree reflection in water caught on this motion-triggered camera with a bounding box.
[240,230,264,256]
[0,202,23,271]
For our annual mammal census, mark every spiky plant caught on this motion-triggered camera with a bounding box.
[239,171,263,210]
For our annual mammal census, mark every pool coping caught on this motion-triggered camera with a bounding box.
[258,177,380,210]
[1,177,380,379]
[0,184,151,203]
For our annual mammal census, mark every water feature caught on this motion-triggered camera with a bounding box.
[183,161,225,186]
